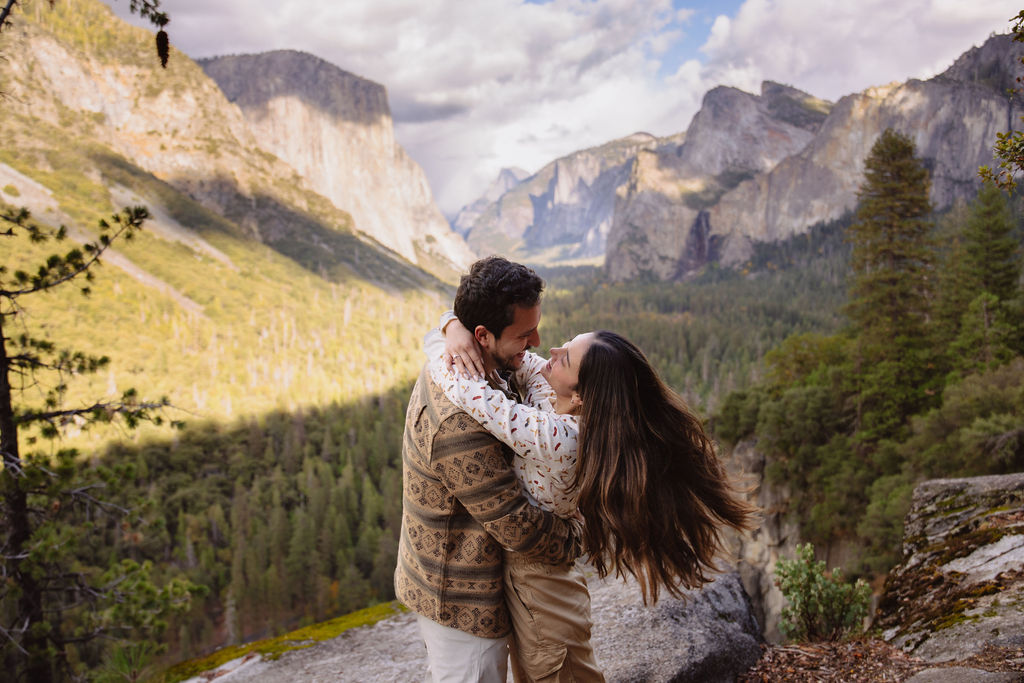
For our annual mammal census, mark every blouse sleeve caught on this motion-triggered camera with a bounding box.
[513,351,558,411]
[427,357,580,517]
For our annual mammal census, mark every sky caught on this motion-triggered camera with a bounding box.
[106,0,1020,217]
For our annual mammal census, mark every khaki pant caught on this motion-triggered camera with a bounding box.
[504,552,605,682]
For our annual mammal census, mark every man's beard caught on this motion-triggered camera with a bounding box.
[490,348,522,374]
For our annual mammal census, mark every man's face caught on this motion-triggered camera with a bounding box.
[480,304,541,374]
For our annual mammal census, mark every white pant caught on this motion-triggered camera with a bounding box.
[416,614,509,683]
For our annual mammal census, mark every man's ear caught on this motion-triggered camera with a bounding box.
[474,325,493,349]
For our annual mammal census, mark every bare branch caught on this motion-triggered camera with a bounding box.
[0,0,18,34]
[16,399,169,426]
[0,621,30,656]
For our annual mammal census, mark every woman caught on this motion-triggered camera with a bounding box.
[425,316,756,679]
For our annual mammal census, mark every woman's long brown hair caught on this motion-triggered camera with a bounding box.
[573,331,757,605]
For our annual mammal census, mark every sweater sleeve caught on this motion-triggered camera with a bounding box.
[430,414,582,564]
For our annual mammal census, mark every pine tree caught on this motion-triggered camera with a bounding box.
[948,293,1016,378]
[0,207,198,680]
[960,182,1020,302]
[936,181,1022,362]
[845,128,937,440]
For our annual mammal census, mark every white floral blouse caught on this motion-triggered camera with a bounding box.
[423,314,580,518]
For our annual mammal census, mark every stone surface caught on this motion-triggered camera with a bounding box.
[905,667,1024,683]
[190,569,763,682]
[877,473,1024,663]
[722,440,800,644]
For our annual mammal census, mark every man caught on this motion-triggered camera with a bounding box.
[395,256,581,683]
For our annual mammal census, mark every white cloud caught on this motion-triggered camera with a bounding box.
[104,0,1019,215]
[698,0,1019,100]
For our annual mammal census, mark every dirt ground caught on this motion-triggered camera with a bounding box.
[738,638,1024,682]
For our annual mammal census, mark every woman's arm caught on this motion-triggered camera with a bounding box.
[513,351,558,411]
[430,358,580,516]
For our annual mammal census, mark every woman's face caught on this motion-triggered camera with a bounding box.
[541,332,595,402]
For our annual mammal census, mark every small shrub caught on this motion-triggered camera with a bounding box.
[2,184,19,197]
[775,543,871,641]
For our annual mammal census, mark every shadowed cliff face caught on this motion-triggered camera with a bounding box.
[199,51,390,128]
[199,50,474,273]
[462,133,662,265]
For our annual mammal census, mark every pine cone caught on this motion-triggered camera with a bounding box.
[156,29,169,68]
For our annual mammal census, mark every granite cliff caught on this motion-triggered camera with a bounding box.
[606,81,830,279]
[608,34,1023,280]
[200,51,474,273]
[1,0,466,286]
[451,166,530,237]
[457,35,1021,281]
[461,132,664,263]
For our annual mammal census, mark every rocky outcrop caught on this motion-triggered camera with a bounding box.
[607,34,1023,278]
[451,167,529,236]
[725,440,801,644]
[200,50,474,272]
[463,133,662,263]
[605,82,831,280]
[186,569,763,683]
[876,473,1024,662]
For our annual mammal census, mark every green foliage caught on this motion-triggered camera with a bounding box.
[900,359,1024,478]
[714,134,1024,578]
[947,293,1017,379]
[0,208,201,681]
[845,128,937,441]
[979,10,1024,192]
[92,388,411,669]
[775,544,871,642]
[539,235,847,412]
[161,601,403,683]
[94,641,160,683]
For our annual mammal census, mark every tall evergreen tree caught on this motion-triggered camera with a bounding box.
[845,128,936,440]
[961,182,1020,301]
[936,181,1022,358]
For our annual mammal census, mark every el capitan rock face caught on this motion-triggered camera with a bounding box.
[200,50,474,272]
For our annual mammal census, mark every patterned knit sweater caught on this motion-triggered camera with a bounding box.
[394,367,581,638]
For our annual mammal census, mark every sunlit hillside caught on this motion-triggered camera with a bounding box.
[0,0,453,454]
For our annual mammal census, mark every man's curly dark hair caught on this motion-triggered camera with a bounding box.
[453,256,544,338]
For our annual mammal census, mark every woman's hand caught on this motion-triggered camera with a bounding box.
[444,318,485,379]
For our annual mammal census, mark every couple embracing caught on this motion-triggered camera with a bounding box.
[394,256,755,682]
